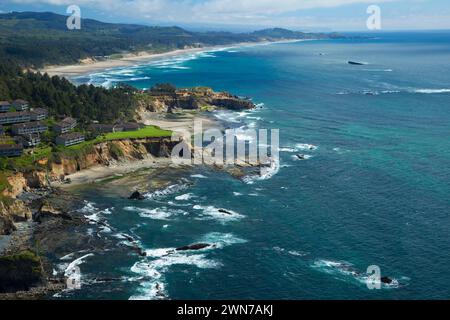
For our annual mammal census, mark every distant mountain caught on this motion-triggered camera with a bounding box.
[250,28,344,40]
[0,11,345,67]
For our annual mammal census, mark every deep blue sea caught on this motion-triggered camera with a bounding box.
[64,32,450,300]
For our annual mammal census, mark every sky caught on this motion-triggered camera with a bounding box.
[0,0,449,31]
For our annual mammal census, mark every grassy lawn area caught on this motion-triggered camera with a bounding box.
[103,125,172,140]
[66,126,172,151]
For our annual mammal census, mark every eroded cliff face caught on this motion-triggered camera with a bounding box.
[0,137,180,235]
[0,200,32,235]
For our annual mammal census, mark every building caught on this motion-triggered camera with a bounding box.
[89,122,141,136]
[12,99,29,111]
[29,108,48,121]
[0,144,23,157]
[0,111,31,125]
[20,134,41,148]
[0,101,11,113]
[55,132,85,147]
[89,123,116,134]
[11,121,47,135]
[54,117,77,134]
[119,122,140,131]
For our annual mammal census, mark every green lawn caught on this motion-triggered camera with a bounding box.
[103,125,172,140]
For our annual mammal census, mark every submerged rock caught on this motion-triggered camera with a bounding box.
[381,276,393,284]
[128,191,145,200]
[176,243,211,251]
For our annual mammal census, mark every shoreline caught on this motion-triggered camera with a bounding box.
[54,110,222,189]
[40,39,307,78]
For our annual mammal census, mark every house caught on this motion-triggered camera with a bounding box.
[0,101,11,113]
[55,132,85,147]
[89,123,116,134]
[12,121,47,135]
[20,133,41,148]
[88,122,141,136]
[12,99,30,111]
[29,108,48,121]
[0,111,31,125]
[0,144,23,157]
[53,117,77,134]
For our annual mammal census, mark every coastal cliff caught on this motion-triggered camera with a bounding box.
[0,136,180,235]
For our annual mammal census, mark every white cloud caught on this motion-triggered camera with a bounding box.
[7,0,449,30]
[9,0,397,20]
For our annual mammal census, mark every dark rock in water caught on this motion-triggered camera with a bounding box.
[33,202,72,223]
[381,276,393,284]
[296,154,306,160]
[218,209,233,215]
[176,243,211,251]
[348,61,364,65]
[121,233,136,243]
[129,191,145,200]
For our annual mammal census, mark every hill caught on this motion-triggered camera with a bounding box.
[0,11,345,67]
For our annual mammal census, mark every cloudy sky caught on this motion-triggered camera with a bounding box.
[1,0,449,31]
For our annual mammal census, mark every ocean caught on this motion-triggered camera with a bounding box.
[62,32,450,299]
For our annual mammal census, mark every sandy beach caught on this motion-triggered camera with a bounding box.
[53,156,178,189]
[40,40,305,78]
[41,47,207,78]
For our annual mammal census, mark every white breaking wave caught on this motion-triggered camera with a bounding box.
[175,193,195,201]
[143,180,190,200]
[361,69,393,72]
[128,232,245,300]
[296,143,318,151]
[242,157,280,184]
[123,206,187,220]
[79,201,114,233]
[312,259,404,289]
[63,253,94,277]
[411,88,450,94]
[198,232,247,249]
[190,174,207,179]
[192,205,245,222]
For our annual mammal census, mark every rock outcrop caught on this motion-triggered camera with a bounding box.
[176,243,211,251]
[136,87,255,114]
[128,191,145,200]
[0,250,43,293]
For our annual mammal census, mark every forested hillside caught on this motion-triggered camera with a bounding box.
[0,59,137,123]
[0,11,345,67]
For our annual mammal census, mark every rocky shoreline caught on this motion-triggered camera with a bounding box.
[0,82,266,298]
[0,135,184,298]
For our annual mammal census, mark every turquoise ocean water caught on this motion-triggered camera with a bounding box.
[64,32,450,299]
